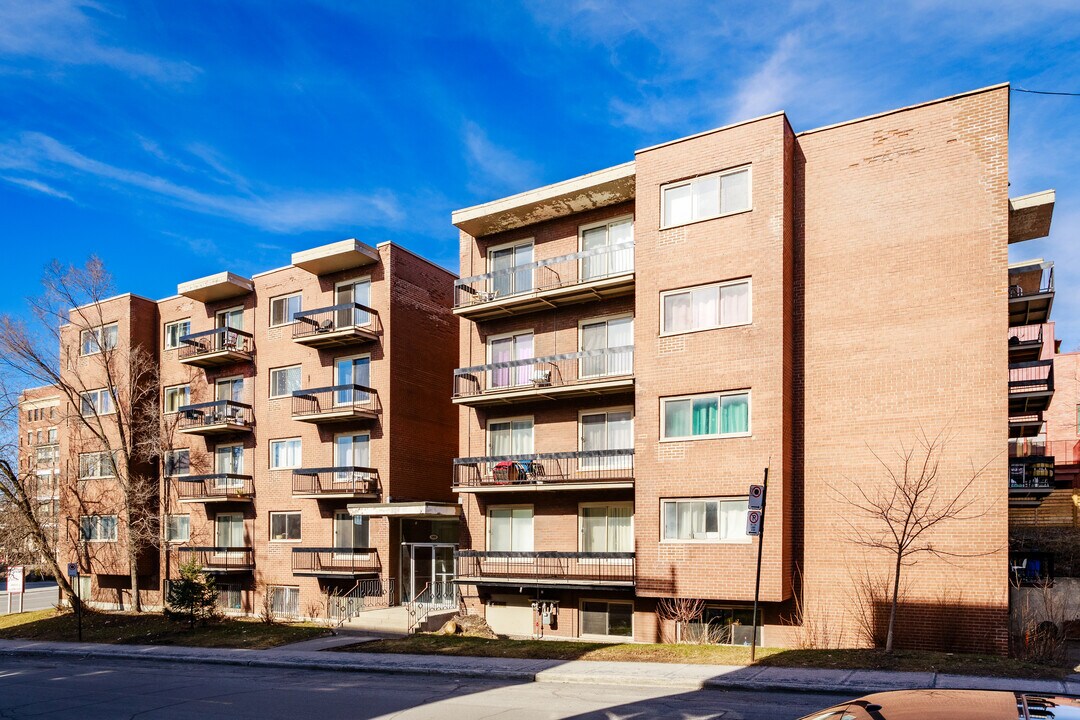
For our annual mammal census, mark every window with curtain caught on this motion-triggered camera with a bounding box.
[662,498,748,542]
[488,242,533,297]
[580,410,632,471]
[270,293,302,326]
[269,366,302,398]
[580,504,632,553]
[581,217,634,280]
[662,167,750,228]
[163,385,190,413]
[269,438,301,469]
[488,507,533,551]
[214,444,244,488]
[164,319,191,350]
[661,279,751,335]
[663,392,749,439]
[489,332,533,388]
[488,418,533,458]
[270,512,301,541]
[580,316,633,378]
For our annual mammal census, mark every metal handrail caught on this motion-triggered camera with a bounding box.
[292,303,380,339]
[453,346,634,398]
[291,385,380,417]
[406,581,459,634]
[453,449,633,487]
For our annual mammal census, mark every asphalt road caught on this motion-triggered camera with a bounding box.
[0,655,854,719]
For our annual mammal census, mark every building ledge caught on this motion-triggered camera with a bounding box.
[1009,190,1055,244]
[292,239,380,275]
[177,272,253,303]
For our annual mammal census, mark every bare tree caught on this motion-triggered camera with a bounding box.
[0,258,163,611]
[656,596,706,644]
[830,427,993,653]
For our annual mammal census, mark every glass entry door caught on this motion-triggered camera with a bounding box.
[401,543,456,604]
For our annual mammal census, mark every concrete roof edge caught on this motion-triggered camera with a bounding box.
[379,241,459,279]
[69,292,156,313]
[635,111,788,155]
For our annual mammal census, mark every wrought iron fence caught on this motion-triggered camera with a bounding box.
[454,346,633,398]
[328,577,396,625]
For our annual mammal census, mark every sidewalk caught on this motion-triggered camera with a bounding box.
[0,638,1078,696]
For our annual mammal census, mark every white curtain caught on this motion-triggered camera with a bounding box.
[720,282,749,325]
[692,286,719,330]
[664,292,692,333]
[691,175,719,220]
[610,505,632,551]
[720,169,749,213]
[664,184,692,226]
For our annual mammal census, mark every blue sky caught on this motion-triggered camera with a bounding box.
[0,1,1078,344]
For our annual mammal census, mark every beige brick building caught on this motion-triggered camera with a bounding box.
[450,84,1060,652]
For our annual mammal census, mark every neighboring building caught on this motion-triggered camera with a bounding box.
[450,83,1058,652]
[30,239,459,615]
[12,385,63,570]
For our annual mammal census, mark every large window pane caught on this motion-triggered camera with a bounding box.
[691,397,719,436]
[607,603,634,637]
[663,292,692,334]
[720,282,750,325]
[720,169,750,213]
[489,509,511,551]
[663,184,692,227]
[581,601,608,636]
[691,286,719,330]
[692,175,719,220]
[664,399,692,438]
[511,507,533,551]
[720,394,749,434]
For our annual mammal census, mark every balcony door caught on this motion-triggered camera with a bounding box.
[335,355,370,406]
[579,503,632,553]
[215,444,244,488]
[216,377,243,403]
[488,332,533,390]
[488,241,533,298]
[579,409,632,472]
[488,418,533,460]
[215,513,244,554]
[581,217,633,281]
[333,511,369,560]
[580,316,633,379]
[334,433,370,482]
[335,278,371,328]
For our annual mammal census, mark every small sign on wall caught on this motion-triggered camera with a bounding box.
[746,510,763,536]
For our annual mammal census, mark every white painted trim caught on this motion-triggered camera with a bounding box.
[268,437,303,470]
[268,291,303,328]
[658,496,752,544]
[268,511,303,543]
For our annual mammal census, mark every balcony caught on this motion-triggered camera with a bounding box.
[453,450,634,493]
[177,400,254,436]
[292,547,380,577]
[176,546,254,573]
[1011,440,1080,466]
[1009,360,1054,414]
[453,346,634,406]
[453,243,634,320]
[455,550,635,590]
[1008,262,1054,327]
[292,467,379,499]
[1009,455,1056,507]
[1008,325,1045,364]
[177,327,254,368]
[291,385,379,423]
[175,474,255,503]
[1009,412,1044,439]
[291,303,380,349]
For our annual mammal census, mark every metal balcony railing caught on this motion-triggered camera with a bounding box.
[1009,360,1054,395]
[1008,324,1043,346]
[454,242,634,308]
[176,546,254,572]
[453,449,633,488]
[1010,440,1080,465]
[177,400,254,431]
[454,346,634,399]
[292,547,380,575]
[177,327,254,361]
[291,466,379,496]
[291,385,379,419]
[455,550,635,585]
[1008,265,1054,297]
[175,474,255,501]
[291,303,380,341]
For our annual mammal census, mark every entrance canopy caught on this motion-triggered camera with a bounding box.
[347,501,460,519]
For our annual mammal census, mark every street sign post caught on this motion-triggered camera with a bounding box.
[746,510,763,535]
[748,469,768,662]
[67,563,78,578]
[748,484,764,510]
[67,564,82,641]
[7,566,23,614]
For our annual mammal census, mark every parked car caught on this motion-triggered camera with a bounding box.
[798,690,1080,720]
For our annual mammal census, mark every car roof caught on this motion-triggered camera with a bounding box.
[802,690,1080,720]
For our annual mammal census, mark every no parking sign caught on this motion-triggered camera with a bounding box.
[746,510,763,536]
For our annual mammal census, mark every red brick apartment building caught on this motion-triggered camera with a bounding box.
[26,240,459,617]
[449,83,1061,652]
[13,385,64,568]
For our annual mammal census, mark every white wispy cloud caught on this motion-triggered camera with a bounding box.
[0,0,199,82]
[463,121,540,198]
[0,175,74,201]
[0,131,404,233]
[727,33,802,124]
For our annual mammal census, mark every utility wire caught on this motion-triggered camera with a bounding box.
[1014,87,1080,97]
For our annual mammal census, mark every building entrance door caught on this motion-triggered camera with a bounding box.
[401,543,456,604]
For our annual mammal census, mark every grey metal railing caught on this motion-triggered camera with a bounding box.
[454,346,633,398]
[455,550,635,585]
[175,474,254,500]
[291,466,379,496]
[291,385,379,418]
[292,547,380,575]
[453,449,633,487]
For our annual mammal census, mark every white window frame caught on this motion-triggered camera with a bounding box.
[486,238,535,296]
[577,406,633,472]
[215,376,244,403]
[269,585,300,619]
[165,514,191,543]
[577,501,634,556]
[214,443,245,488]
[578,215,634,280]
[163,319,191,350]
[269,292,303,327]
[78,451,116,480]
[486,415,535,457]
[80,323,118,356]
[216,306,244,330]
[577,313,634,379]
[162,384,190,414]
[269,511,302,543]
[660,165,752,229]
[269,365,302,399]
[486,330,535,389]
[80,514,118,542]
[80,388,116,417]
[660,497,751,544]
[335,277,374,328]
[578,598,634,640]
[164,448,191,477]
[486,504,534,553]
[659,277,753,337]
[269,437,302,470]
[660,390,752,442]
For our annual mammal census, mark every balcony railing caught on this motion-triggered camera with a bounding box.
[1008,264,1054,327]
[177,400,254,433]
[1008,265,1054,297]
[1011,440,1080,465]
[291,466,379,497]
[454,346,634,401]
[1008,325,1044,362]
[1009,360,1054,415]
[454,242,634,310]
[175,474,255,501]
[455,550,635,586]
[177,327,254,364]
[291,385,379,422]
[292,547,380,576]
[453,449,634,489]
[177,546,254,572]
[291,303,380,347]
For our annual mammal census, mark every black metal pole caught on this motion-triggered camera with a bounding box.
[750,467,768,663]
[75,573,82,642]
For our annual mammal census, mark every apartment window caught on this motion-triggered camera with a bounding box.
[580,316,633,378]
[334,511,369,551]
[270,293,303,327]
[217,583,243,612]
[488,418,534,457]
[80,388,115,417]
[581,600,633,638]
[488,332,534,389]
[163,385,190,414]
[269,438,302,469]
[215,443,244,480]
[270,586,299,619]
[215,513,245,548]
[78,451,116,479]
[335,279,372,326]
[165,514,190,542]
[662,167,751,228]
[80,323,118,356]
[270,512,301,541]
[661,498,748,542]
[580,409,633,471]
[580,503,633,553]
[580,216,634,280]
[164,319,191,350]
[216,307,243,330]
[48,428,57,443]
[269,366,302,399]
[662,391,750,440]
[488,240,533,297]
[488,507,533,552]
[164,449,190,477]
[661,279,751,335]
[334,432,370,468]
[79,515,118,542]
[35,445,59,467]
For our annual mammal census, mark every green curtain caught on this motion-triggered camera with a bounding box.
[720,395,749,434]
[692,398,718,435]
